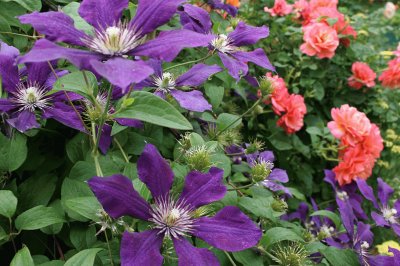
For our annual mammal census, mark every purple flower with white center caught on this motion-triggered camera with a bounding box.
[88,143,262,265]
[0,41,85,133]
[136,60,222,112]
[356,178,400,237]
[17,0,212,91]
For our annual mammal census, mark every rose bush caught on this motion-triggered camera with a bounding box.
[0,0,400,265]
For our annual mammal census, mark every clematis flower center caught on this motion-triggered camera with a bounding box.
[150,196,195,239]
[382,208,398,224]
[84,22,143,56]
[251,159,274,182]
[336,191,349,201]
[153,72,176,92]
[211,34,236,54]
[317,225,335,239]
[13,84,50,112]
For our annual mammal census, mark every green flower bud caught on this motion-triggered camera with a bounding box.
[185,145,213,172]
[271,198,288,213]
[245,139,264,154]
[271,242,311,266]
[217,129,242,147]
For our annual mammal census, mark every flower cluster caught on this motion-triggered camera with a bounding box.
[328,104,383,185]
[264,0,293,17]
[259,73,307,134]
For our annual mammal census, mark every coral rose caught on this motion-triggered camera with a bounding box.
[328,104,372,146]
[348,62,376,89]
[277,94,307,134]
[379,57,400,89]
[263,73,290,115]
[300,22,339,59]
[264,0,293,17]
[293,0,311,22]
[309,0,338,9]
[361,124,384,158]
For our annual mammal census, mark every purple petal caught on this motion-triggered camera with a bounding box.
[390,247,400,264]
[131,0,185,35]
[19,11,88,46]
[378,178,394,207]
[7,110,39,132]
[137,143,174,199]
[78,0,128,29]
[0,99,16,112]
[395,199,400,213]
[170,89,212,112]
[208,0,238,17]
[26,62,52,87]
[392,224,400,237]
[192,206,262,252]
[179,167,226,209]
[173,237,219,266]
[121,230,163,266]
[42,102,86,132]
[371,212,389,227]
[88,174,152,220]
[356,179,379,209]
[44,69,69,88]
[323,169,336,190]
[90,58,154,91]
[115,118,143,128]
[0,41,19,93]
[179,4,212,34]
[229,22,269,47]
[132,30,214,62]
[259,151,275,163]
[232,49,275,72]
[176,64,222,87]
[269,168,289,183]
[262,180,292,196]
[355,222,373,245]
[283,202,309,222]
[218,52,248,81]
[336,199,355,236]
[18,39,102,71]
[98,124,112,154]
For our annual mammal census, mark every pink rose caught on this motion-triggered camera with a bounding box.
[361,124,384,159]
[300,22,339,59]
[309,0,338,10]
[379,57,400,89]
[264,0,293,17]
[276,94,307,134]
[348,62,376,89]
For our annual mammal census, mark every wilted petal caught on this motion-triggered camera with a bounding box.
[131,0,185,35]
[170,90,212,112]
[179,4,212,34]
[229,22,269,47]
[79,0,128,29]
[219,52,248,80]
[0,41,19,93]
[121,230,163,266]
[176,64,222,87]
[173,237,219,266]
[356,179,379,209]
[90,58,154,91]
[115,118,143,128]
[88,174,152,220]
[7,110,39,132]
[179,167,226,209]
[378,178,394,207]
[193,206,262,251]
[42,102,86,132]
[132,30,214,62]
[19,11,88,46]
[232,49,275,72]
[137,143,174,199]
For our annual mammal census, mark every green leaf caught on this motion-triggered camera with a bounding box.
[115,91,193,130]
[216,113,242,131]
[232,249,263,266]
[268,133,293,151]
[65,197,101,222]
[15,206,65,231]
[320,247,359,266]
[3,0,41,11]
[0,132,28,171]
[62,2,93,34]
[64,248,103,266]
[205,85,224,108]
[19,174,57,210]
[52,71,97,97]
[0,190,17,218]
[262,227,304,248]
[311,210,341,229]
[10,246,34,266]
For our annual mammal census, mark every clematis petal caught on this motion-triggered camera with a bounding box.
[269,168,289,183]
[0,99,16,112]
[137,143,174,199]
[336,198,355,236]
[378,178,394,207]
[78,0,128,29]
[170,90,212,112]
[131,30,214,62]
[356,179,379,209]
[228,22,269,47]
[371,212,390,227]
[7,110,39,133]
[98,124,112,154]
[218,52,248,81]
[173,237,219,266]
[0,41,19,93]
[18,39,102,72]
[88,174,152,220]
[115,118,143,128]
[392,223,400,237]
[26,62,53,87]
[356,221,373,246]
[179,4,212,34]
[262,180,292,196]
[19,11,88,46]
[192,206,262,252]
[176,64,222,87]
[90,58,154,91]
[42,102,86,132]
[121,230,163,266]
[323,169,336,189]
[179,167,226,209]
[131,0,185,35]
[258,151,275,163]
[231,49,275,72]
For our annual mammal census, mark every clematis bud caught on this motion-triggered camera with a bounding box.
[271,197,288,213]
[185,145,213,172]
[270,242,310,266]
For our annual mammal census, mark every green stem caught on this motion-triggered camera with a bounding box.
[91,122,103,177]
[104,230,115,266]
[227,183,254,191]
[114,138,129,163]
[164,54,212,71]
[224,251,237,266]
[0,31,41,39]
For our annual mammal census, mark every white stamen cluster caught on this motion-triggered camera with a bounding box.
[12,83,50,112]
[153,72,176,93]
[150,196,195,239]
[83,22,143,56]
[211,34,237,54]
[382,208,398,224]
[336,191,349,201]
[319,225,335,238]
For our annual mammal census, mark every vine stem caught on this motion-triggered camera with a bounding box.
[227,183,254,191]
[114,137,129,163]
[91,122,103,177]
[164,54,212,71]
[0,31,41,39]
[104,230,115,266]
[224,251,237,266]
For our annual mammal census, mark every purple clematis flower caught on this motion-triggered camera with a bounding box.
[0,41,85,133]
[136,60,222,112]
[356,178,400,237]
[17,0,212,91]
[88,143,262,265]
